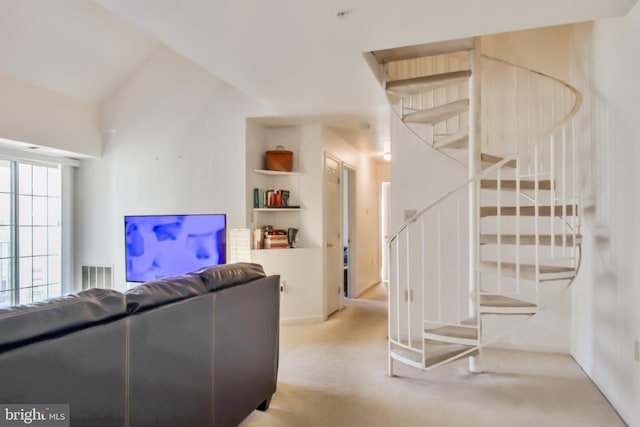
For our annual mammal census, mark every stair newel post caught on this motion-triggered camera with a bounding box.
[468,38,483,374]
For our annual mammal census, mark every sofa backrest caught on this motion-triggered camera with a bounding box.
[0,288,126,352]
[0,263,268,350]
[124,273,207,314]
[123,262,266,314]
[195,262,266,292]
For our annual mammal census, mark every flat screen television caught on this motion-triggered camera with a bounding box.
[125,214,226,282]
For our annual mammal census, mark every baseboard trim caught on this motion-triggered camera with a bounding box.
[280,315,326,325]
[487,341,569,354]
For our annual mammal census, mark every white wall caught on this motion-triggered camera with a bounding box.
[570,5,640,426]
[322,127,387,296]
[482,25,576,83]
[74,46,273,290]
[0,75,101,157]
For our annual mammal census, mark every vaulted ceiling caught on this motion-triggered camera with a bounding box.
[0,0,637,156]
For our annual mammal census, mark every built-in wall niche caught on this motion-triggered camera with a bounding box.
[251,165,304,249]
[246,122,315,250]
[245,120,325,323]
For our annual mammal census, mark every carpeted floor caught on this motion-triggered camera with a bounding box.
[241,283,625,427]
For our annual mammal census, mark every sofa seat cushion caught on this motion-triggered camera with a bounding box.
[197,263,266,292]
[125,273,208,314]
[0,288,126,351]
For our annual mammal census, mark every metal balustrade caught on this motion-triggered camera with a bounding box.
[385,47,583,374]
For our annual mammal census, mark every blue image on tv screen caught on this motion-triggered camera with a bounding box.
[125,214,226,282]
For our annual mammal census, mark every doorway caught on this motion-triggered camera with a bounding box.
[343,164,356,299]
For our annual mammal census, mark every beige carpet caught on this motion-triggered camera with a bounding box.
[241,284,625,427]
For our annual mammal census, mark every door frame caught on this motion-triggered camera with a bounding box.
[342,163,356,300]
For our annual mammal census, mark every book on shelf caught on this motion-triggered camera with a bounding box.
[259,227,291,249]
[253,188,265,208]
[268,234,289,248]
[255,188,293,208]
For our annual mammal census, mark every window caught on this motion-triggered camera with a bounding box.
[0,159,61,306]
[0,159,12,304]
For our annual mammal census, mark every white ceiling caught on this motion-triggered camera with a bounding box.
[0,0,159,102]
[1,0,637,156]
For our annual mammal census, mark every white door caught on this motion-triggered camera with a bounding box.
[381,181,391,283]
[324,154,342,316]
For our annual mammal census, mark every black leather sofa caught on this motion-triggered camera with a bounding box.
[0,263,280,427]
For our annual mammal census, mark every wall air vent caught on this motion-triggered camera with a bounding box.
[81,265,113,290]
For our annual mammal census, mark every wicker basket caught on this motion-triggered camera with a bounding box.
[265,145,293,172]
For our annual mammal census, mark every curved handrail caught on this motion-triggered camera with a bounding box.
[481,54,583,137]
[387,154,516,244]
[388,56,583,245]
[385,55,583,174]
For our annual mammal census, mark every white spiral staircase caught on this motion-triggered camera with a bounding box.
[375,39,583,374]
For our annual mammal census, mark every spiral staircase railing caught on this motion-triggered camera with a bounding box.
[384,45,583,374]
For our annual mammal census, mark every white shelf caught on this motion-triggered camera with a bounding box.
[251,247,317,253]
[254,208,303,212]
[253,169,303,176]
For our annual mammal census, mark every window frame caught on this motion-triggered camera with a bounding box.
[0,147,75,307]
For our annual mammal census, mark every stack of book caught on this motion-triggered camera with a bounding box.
[253,188,292,208]
[264,229,289,249]
[255,227,291,249]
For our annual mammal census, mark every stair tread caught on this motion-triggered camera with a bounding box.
[390,340,478,369]
[480,205,576,217]
[434,128,469,149]
[386,70,471,96]
[460,316,477,326]
[479,261,576,278]
[390,348,422,364]
[479,294,537,308]
[425,324,478,340]
[373,38,474,63]
[481,179,553,190]
[424,340,478,368]
[481,153,517,168]
[403,99,469,125]
[480,233,582,246]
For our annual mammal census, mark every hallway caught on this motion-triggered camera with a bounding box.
[242,284,625,427]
